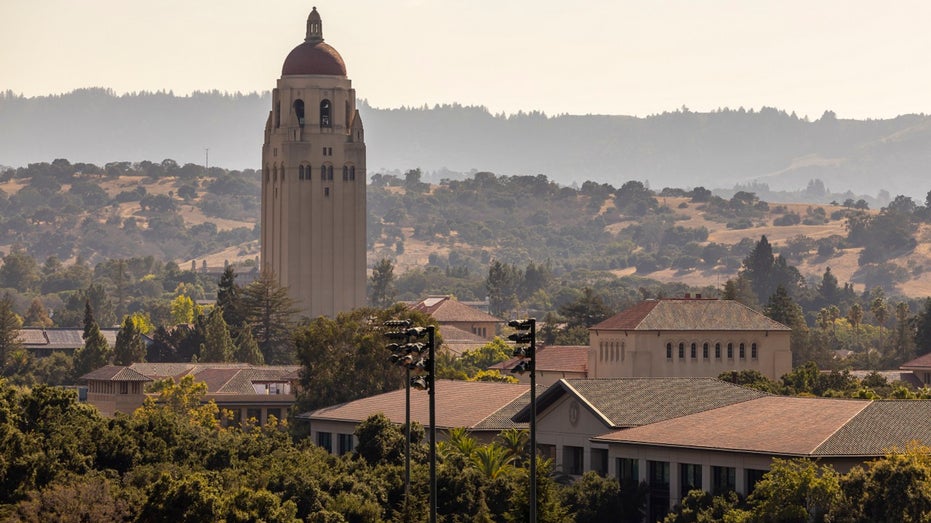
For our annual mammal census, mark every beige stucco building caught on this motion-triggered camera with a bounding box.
[588,297,793,381]
[261,7,366,318]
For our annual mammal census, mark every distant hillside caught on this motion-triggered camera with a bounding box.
[2,90,931,198]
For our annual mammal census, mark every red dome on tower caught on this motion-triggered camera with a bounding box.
[281,7,347,77]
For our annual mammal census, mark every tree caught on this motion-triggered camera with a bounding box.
[915,298,931,357]
[848,303,864,350]
[113,315,145,365]
[170,295,200,325]
[233,327,264,365]
[369,257,396,308]
[486,260,521,317]
[838,443,931,522]
[295,304,434,411]
[73,320,112,377]
[23,297,52,328]
[764,285,807,332]
[872,296,889,349]
[817,267,840,308]
[216,266,244,332]
[747,458,841,522]
[240,270,297,364]
[558,287,613,328]
[199,307,235,363]
[893,301,915,362]
[0,247,40,293]
[0,293,23,373]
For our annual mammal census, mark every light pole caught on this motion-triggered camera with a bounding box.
[384,319,413,513]
[509,318,537,523]
[408,325,436,523]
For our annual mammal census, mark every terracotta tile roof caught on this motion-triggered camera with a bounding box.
[299,380,530,431]
[490,345,588,374]
[591,299,790,332]
[474,385,547,431]
[815,401,931,456]
[18,328,120,349]
[900,352,931,370]
[594,396,872,456]
[80,365,152,382]
[411,296,502,323]
[515,378,769,426]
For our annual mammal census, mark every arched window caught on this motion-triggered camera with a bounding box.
[327,165,333,180]
[727,343,733,359]
[678,343,685,359]
[715,343,721,359]
[350,166,356,181]
[739,343,746,359]
[320,99,332,127]
[320,165,326,179]
[280,165,285,181]
[666,343,672,359]
[703,342,709,359]
[342,165,349,181]
[690,343,697,359]
[273,164,278,182]
[751,343,758,359]
[294,99,305,127]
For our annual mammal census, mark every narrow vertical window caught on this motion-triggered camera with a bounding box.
[739,343,746,359]
[343,165,349,181]
[751,343,758,359]
[678,343,685,359]
[666,343,672,359]
[320,99,332,127]
[320,165,326,179]
[327,165,333,180]
[703,343,709,359]
[715,343,721,359]
[727,343,733,359]
[690,343,697,359]
[294,99,305,127]
[350,166,355,181]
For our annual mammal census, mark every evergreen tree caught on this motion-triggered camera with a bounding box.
[0,293,23,373]
[82,300,96,341]
[817,266,841,307]
[486,260,521,317]
[240,270,297,364]
[558,287,613,328]
[233,327,264,365]
[894,302,916,362]
[914,298,931,357]
[113,315,145,365]
[23,297,53,328]
[216,266,244,332]
[199,307,235,363]
[369,258,396,308]
[764,285,807,331]
[74,321,112,377]
[85,283,115,328]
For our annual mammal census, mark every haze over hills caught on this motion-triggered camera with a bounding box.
[2,89,931,199]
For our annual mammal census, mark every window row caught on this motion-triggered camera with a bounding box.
[316,431,355,456]
[598,341,625,363]
[665,341,758,360]
[266,164,357,182]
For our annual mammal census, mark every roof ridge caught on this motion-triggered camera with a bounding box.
[811,398,874,455]
[469,386,531,428]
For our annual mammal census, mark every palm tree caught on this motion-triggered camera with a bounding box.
[495,428,529,466]
[471,444,515,480]
[438,427,478,464]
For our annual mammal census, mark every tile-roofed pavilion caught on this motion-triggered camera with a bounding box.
[490,345,588,386]
[591,298,791,332]
[410,296,501,340]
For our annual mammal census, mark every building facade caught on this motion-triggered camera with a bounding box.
[588,297,793,381]
[261,7,366,318]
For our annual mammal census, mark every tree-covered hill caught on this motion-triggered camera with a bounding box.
[3,89,931,197]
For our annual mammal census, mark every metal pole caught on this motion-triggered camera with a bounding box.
[428,325,437,523]
[529,318,537,523]
[405,365,411,515]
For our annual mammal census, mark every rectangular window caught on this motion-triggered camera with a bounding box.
[712,466,736,494]
[617,458,639,485]
[338,433,354,455]
[119,382,129,394]
[746,469,767,494]
[649,460,670,487]
[591,448,608,476]
[537,444,556,461]
[324,187,330,197]
[266,408,282,423]
[246,408,262,424]
[563,446,584,475]
[317,431,333,453]
[680,463,703,498]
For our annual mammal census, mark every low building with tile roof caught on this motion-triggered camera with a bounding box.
[80,362,300,422]
[589,297,792,381]
[434,324,490,357]
[490,345,588,386]
[410,296,501,341]
[591,395,931,521]
[296,380,533,455]
[900,352,931,386]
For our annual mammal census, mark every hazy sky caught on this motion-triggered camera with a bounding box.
[3,0,930,119]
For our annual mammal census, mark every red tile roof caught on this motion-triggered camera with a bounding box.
[411,296,501,323]
[594,396,869,455]
[491,345,588,374]
[592,299,790,332]
[901,352,931,370]
[300,380,529,431]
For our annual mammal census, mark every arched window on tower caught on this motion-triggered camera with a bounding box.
[345,100,350,128]
[327,165,333,180]
[342,165,349,181]
[275,100,281,128]
[320,165,327,180]
[273,164,278,182]
[320,99,332,128]
[349,166,355,181]
[294,99,305,128]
